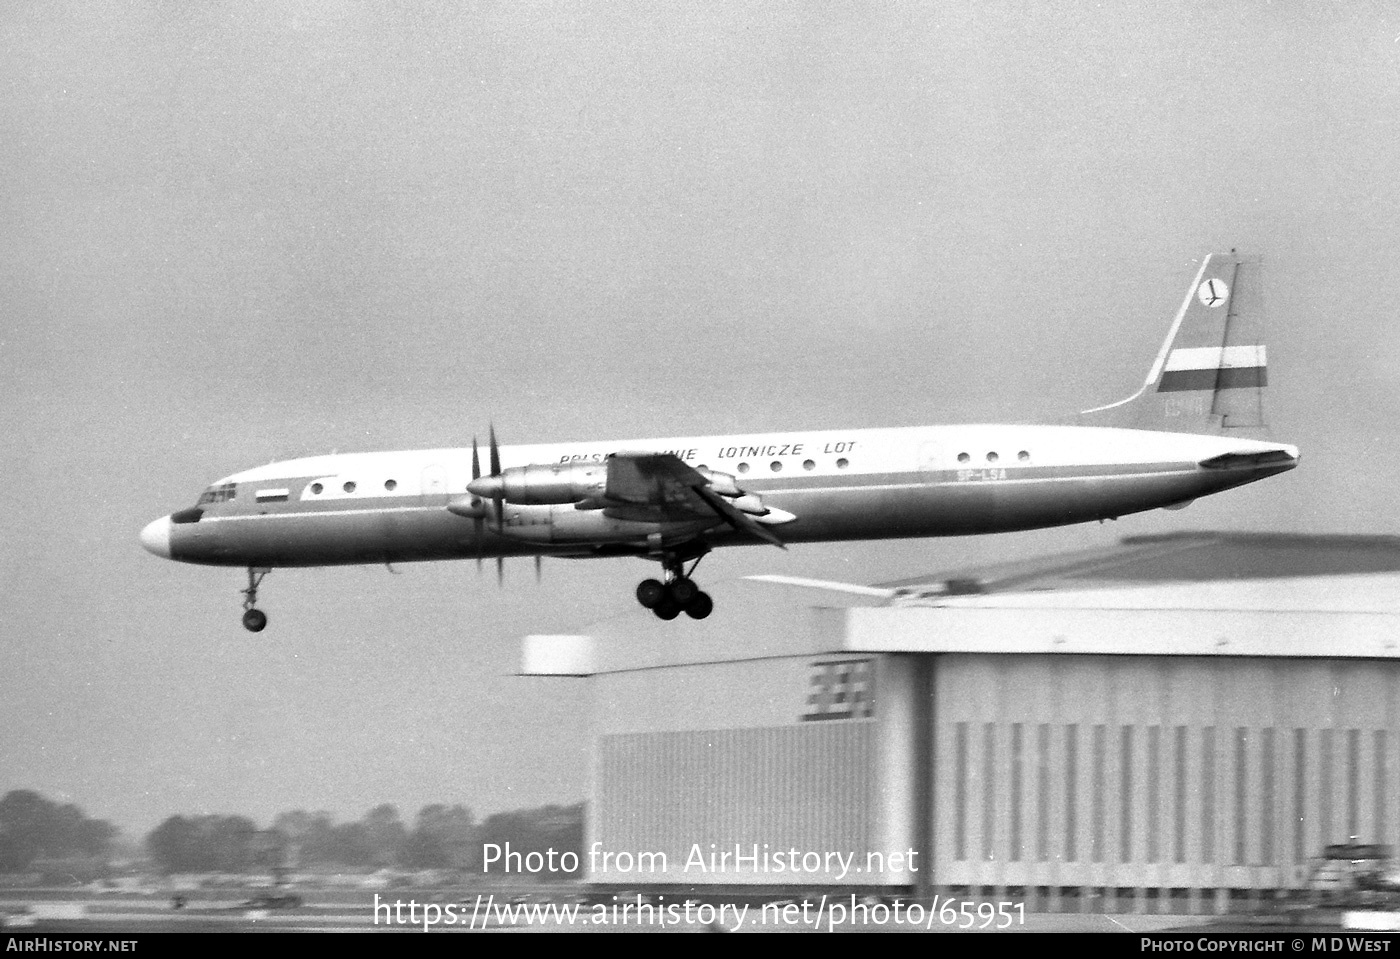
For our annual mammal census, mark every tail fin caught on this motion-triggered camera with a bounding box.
[1080,252,1268,435]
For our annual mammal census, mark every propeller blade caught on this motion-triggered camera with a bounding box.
[488,425,505,529]
[534,555,542,582]
[496,555,504,586]
[475,515,484,571]
[472,435,484,569]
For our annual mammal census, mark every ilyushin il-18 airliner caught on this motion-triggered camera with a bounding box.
[141,252,1298,630]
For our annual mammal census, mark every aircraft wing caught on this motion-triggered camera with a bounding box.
[605,452,786,549]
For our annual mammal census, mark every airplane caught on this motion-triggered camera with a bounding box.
[140,252,1299,630]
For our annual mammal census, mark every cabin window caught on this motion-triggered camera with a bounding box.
[384,479,397,491]
[836,458,849,469]
[770,461,782,472]
[1018,450,1030,462]
[986,452,999,463]
[803,459,815,471]
[737,462,750,474]
[310,483,323,495]
[957,452,970,464]
[343,481,356,493]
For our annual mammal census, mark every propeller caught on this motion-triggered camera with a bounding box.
[464,427,508,586]
[471,436,484,571]
[460,428,538,586]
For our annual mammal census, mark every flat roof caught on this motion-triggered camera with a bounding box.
[521,533,1400,676]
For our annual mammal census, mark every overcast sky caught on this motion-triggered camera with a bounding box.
[3,1,1398,838]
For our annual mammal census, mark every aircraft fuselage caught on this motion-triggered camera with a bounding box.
[142,423,1298,569]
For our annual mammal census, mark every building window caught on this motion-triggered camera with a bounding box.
[1320,729,1334,846]
[1092,724,1105,863]
[1347,728,1361,841]
[1065,724,1078,862]
[1235,728,1248,865]
[1294,729,1307,863]
[983,723,997,861]
[1376,731,1388,849]
[955,723,968,861]
[1037,724,1051,862]
[1175,726,1188,864]
[1011,723,1024,862]
[1121,726,1133,863]
[1202,727,1216,864]
[1147,726,1161,863]
[1261,728,1275,866]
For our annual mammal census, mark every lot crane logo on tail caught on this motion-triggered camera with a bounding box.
[1198,278,1228,307]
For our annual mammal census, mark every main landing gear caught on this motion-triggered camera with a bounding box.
[635,549,713,621]
[241,567,270,632]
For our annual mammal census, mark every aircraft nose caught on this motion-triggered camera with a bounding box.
[140,515,173,558]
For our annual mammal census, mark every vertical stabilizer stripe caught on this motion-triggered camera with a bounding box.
[1164,345,1267,372]
[1157,367,1267,392]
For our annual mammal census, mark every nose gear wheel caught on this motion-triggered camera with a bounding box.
[240,567,271,632]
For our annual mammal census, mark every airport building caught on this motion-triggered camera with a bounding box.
[523,533,1400,914]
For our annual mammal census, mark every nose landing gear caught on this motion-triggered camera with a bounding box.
[241,567,271,632]
[635,549,713,621]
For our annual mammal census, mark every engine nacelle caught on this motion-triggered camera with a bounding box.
[468,463,606,505]
[729,493,768,516]
[695,468,742,497]
[494,503,713,545]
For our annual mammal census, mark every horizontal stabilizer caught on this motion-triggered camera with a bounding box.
[746,574,895,598]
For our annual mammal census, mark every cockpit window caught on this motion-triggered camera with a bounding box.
[197,482,236,505]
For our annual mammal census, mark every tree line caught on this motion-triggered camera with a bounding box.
[0,790,583,878]
[147,801,583,877]
[0,790,118,873]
